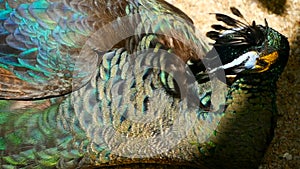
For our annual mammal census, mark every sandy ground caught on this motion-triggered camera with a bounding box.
[165,0,300,168]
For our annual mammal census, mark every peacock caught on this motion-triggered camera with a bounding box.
[0,0,289,169]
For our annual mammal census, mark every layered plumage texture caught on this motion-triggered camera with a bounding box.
[0,1,289,169]
[0,0,206,99]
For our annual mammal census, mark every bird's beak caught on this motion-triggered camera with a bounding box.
[255,51,279,72]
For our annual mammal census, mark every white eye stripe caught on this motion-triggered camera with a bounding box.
[244,52,260,69]
[209,51,259,73]
[220,27,245,37]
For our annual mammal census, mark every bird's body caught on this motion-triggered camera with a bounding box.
[0,1,289,169]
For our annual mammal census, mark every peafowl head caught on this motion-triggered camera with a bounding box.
[206,7,290,81]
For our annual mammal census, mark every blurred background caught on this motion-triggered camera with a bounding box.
[165,0,300,168]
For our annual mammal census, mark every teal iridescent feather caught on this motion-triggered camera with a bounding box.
[0,0,207,99]
[0,0,97,99]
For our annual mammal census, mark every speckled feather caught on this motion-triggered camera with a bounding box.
[0,46,208,168]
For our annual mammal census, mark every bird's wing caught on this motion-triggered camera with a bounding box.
[0,0,209,100]
[0,0,104,99]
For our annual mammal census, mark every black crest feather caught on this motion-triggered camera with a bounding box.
[230,7,244,18]
[206,31,221,40]
[207,7,268,47]
[215,13,239,26]
[211,24,230,31]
